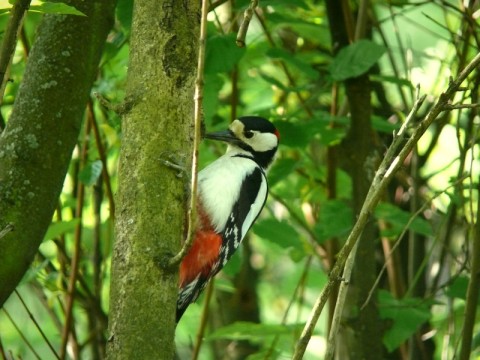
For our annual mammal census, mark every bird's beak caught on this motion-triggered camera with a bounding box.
[204,130,242,146]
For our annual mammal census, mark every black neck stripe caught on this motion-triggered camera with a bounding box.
[232,154,266,174]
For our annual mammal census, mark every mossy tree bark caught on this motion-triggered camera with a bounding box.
[0,0,116,307]
[106,1,199,359]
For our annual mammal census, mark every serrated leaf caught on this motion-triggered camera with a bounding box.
[205,34,246,74]
[79,160,103,186]
[44,219,80,241]
[253,218,300,249]
[375,203,433,238]
[207,322,304,341]
[378,290,431,352]
[329,39,386,81]
[29,2,86,16]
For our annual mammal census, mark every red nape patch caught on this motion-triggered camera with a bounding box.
[274,129,280,140]
[179,230,222,287]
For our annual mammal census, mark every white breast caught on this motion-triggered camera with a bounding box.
[198,152,263,233]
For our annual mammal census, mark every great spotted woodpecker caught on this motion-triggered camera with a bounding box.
[177,116,280,322]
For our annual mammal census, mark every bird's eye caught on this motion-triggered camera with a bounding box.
[244,130,254,139]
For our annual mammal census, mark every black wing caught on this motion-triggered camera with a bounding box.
[218,166,266,268]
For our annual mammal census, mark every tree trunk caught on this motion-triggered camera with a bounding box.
[106,1,199,359]
[0,0,116,307]
[325,1,383,359]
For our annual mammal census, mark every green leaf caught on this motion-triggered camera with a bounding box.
[203,74,224,122]
[318,125,347,146]
[253,218,300,249]
[44,219,80,241]
[444,275,480,300]
[116,0,133,31]
[205,34,246,74]
[329,39,386,81]
[315,200,353,242]
[273,121,311,147]
[222,247,242,276]
[268,158,298,187]
[29,2,86,16]
[375,203,433,238]
[378,290,431,352]
[207,321,304,341]
[266,48,319,79]
[79,160,103,186]
[21,259,50,284]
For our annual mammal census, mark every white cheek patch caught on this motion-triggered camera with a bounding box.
[229,120,245,137]
[247,133,278,152]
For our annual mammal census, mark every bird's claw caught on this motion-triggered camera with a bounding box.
[160,153,187,178]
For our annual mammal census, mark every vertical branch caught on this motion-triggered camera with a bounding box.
[167,0,208,267]
[236,0,258,47]
[59,119,91,360]
[458,174,480,359]
[88,99,116,220]
[0,0,31,108]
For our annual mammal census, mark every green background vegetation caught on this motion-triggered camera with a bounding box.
[0,0,479,359]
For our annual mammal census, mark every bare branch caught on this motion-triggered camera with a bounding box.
[236,0,259,47]
[0,0,31,104]
[292,52,480,360]
[167,0,209,268]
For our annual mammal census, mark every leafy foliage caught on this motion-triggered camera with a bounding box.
[1,0,480,359]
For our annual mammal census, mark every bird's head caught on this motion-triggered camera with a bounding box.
[205,116,280,169]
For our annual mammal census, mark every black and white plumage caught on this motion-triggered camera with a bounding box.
[177,116,279,322]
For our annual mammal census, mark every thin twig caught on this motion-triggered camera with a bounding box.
[292,52,480,360]
[209,0,229,12]
[458,151,480,360]
[167,0,209,268]
[0,0,31,102]
[191,280,215,360]
[443,103,480,110]
[88,99,116,219]
[256,13,314,117]
[59,116,91,360]
[0,335,6,360]
[361,176,467,311]
[15,290,60,359]
[2,308,42,359]
[324,241,359,360]
[264,257,313,360]
[236,0,259,47]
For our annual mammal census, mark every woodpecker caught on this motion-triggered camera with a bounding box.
[177,116,280,322]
